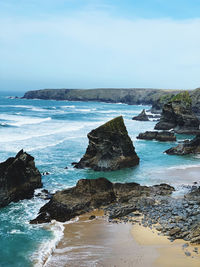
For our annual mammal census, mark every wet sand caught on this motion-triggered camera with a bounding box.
[45,211,157,267]
[45,210,200,267]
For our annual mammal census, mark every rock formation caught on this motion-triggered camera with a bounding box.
[137,131,176,142]
[0,150,42,207]
[155,92,200,134]
[132,109,149,121]
[30,177,200,245]
[30,177,174,224]
[74,116,139,171]
[165,135,200,155]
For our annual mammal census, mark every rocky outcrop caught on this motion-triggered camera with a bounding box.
[30,177,200,245]
[155,92,200,134]
[30,177,174,224]
[74,116,139,171]
[132,109,149,121]
[165,135,200,155]
[137,131,176,142]
[0,150,42,207]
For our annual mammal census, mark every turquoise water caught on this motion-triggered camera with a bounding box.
[0,92,199,267]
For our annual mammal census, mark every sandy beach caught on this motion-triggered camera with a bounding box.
[45,210,200,267]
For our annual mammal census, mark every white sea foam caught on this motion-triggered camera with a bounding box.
[60,105,76,109]
[10,229,23,234]
[0,114,51,127]
[167,164,200,170]
[32,217,79,267]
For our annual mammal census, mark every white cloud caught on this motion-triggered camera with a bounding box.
[0,11,200,90]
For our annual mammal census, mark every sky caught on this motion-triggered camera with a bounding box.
[1,0,200,91]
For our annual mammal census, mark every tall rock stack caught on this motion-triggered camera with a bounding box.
[74,116,139,171]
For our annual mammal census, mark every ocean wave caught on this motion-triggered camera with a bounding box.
[60,105,76,109]
[0,114,51,127]
[167,164,200,170]
[32,217,79,267]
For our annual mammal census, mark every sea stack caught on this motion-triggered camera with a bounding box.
[132,109,149,121]
[74,116,139,171]
[155,91,200,134]
[0,150,42,207]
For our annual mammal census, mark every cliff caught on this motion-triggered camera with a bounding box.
[23,88,182,106]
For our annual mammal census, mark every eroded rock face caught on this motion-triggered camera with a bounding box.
[137,131,176,142]
[74,116,139,171]
[30,177,174,224]
[132,109,149,121]
[0,150,42,207]
[155,92,200,134]
[165,135,200,155]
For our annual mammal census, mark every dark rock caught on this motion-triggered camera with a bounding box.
[185,251,191,257]
[165,135,200,155]
[74,116,139,171]
[155,92,200,134]
[132,109,149,121]
[89,215,96,220]
[42,172,50,176]
[71,162,78,166]
[64,167,68,169]
[108,205,137,219]
[30,177,116,223]
[35,189,52,200]
[137,131,176,142]
[31,178,175,224]
[0,149,42,207]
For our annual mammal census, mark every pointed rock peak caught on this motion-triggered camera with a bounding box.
[74,116,139,171]
[92,116,127,135]
[16,149,24,158]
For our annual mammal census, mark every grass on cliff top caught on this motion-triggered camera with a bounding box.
[94,116,128,134]
[170,91,192,106]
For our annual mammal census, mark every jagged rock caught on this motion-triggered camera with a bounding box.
[30,177,175,224]
[0,149,42,207]
[137,131,176,142]
[155,92,200,134]
[165,135,200,155]
[74,116,139,171]
[30,177,116,223]
[132,109,149,121]
[189,223,200,244]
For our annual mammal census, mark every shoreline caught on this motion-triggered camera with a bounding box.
[44,211,200,267]
[35,165,200,267]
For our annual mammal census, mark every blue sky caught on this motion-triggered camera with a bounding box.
[1,0,200,91]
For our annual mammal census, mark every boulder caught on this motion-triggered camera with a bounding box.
[132,109,149,121]
[74,116,139,171]
[165,135,200,155]
[137,131,176,142]
[30,177,174,224]
[0,150,42,207]
[155,92,200,134]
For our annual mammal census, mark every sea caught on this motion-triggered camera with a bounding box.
[0,91,199,267]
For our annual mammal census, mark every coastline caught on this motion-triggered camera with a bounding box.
[44,210,200,267]
[45,210,158,267]
[41,164,200,267]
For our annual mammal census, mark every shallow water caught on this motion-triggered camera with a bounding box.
[0,91,199,266]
